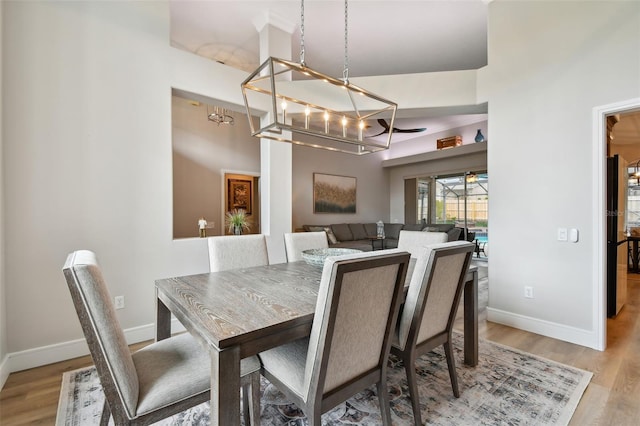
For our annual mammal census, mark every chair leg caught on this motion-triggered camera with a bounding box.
[443,341,460,398]
[99,400,111,426]
[403,356,422,426]
[376,380,393,426]
[307,410,322,426]
[250,371,261,426]
[242,383,250,425]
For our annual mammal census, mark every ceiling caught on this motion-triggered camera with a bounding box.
[169,0,488,77]
[169,1,490,142]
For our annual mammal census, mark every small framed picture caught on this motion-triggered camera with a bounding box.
[228,178,252,214]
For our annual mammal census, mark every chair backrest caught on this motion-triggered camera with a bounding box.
[62,250,139,418]
[302,249,410,402]
[397,230,448,257]
[396,241,474,351]
[284,231,329,262]
[207,234,269,272]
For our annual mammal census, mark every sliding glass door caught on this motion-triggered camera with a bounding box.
[414,171,488,240]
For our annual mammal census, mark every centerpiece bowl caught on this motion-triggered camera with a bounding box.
[301,248,362,267]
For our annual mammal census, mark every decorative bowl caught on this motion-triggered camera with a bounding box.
[301,248,362,267]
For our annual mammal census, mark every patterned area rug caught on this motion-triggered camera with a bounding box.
[56,332,591,426]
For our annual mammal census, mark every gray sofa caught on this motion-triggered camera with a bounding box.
[301,222,464,251]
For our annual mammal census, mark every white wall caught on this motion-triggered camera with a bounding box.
[389,121,488,159]
[482,1,640,348]
[292,146,390,228]
[1,1,252,371]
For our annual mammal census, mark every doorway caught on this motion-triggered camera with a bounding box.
[223,172,260,235]
[596,98,640,350]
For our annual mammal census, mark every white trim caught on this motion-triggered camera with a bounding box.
[0,319,186,389]
[592,98,640,352]
[487,308,599,349]
[0,354,9,390]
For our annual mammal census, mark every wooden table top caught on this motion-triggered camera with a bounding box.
[156,261,323,350]
[155,260,477,352]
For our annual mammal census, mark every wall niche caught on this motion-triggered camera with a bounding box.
[171,88,260,239]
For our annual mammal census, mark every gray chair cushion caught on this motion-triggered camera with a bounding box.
[258,337,309,400]
[397,230,448,258]
[134,333,260,416]
[66,251,140,416]
[284,232,329,262]
[208,234,269,271]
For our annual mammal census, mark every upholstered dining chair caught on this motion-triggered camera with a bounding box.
[391,241,474,426]
[258,249,411,426]
[62,250,261,425]
[283,231,329,262]
[397,230,448,258]
[207,234,269,271]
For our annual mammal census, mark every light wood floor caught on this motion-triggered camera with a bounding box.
[1,271,639,425]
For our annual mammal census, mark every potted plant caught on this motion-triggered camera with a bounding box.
[225,208,250,235]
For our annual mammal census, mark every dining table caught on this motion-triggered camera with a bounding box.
[155,258,479,426]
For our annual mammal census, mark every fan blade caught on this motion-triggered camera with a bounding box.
[393,127,427,133]
[368,119,426,137]
[377,118,391,131]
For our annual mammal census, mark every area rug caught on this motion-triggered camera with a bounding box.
[56,333,591,426]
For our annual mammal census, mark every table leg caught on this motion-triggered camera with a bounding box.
[463,270,478,366]
[634,240,639,273]
[211,346,241,426]
[155,293,171,341]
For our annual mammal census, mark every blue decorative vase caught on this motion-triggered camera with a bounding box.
[474,129,485,143]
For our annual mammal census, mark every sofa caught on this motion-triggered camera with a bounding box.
[301,222,465,251]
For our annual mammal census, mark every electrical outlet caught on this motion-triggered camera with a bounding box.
[115,295,125,310]
[524,286,534,299]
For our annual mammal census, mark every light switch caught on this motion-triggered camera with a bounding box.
[557,228,568,241]
[569,228,579,243]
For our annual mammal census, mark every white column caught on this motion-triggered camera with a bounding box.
[254,12,295,264]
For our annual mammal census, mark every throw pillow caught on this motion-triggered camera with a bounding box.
[447,227,462,241]
[324,227,338,244]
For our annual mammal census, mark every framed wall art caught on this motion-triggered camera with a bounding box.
[227,178,252,214]
[313,173,356,214]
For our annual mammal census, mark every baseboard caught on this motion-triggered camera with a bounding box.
[0,319,187,389]
[0,354,9,390]
[487,307,600,350]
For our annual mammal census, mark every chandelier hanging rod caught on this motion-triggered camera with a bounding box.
[240,0,397,155]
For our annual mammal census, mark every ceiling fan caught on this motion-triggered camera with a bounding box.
[371,118,427,137]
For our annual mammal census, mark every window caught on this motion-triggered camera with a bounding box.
[416,171,488,239]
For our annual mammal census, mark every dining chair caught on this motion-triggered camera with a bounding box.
[397,230,448,257]
[284,231,329,262]
[62,250,261,425]
[207,234,269,271]
[391,241,474,426]
[258,249,411,426]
